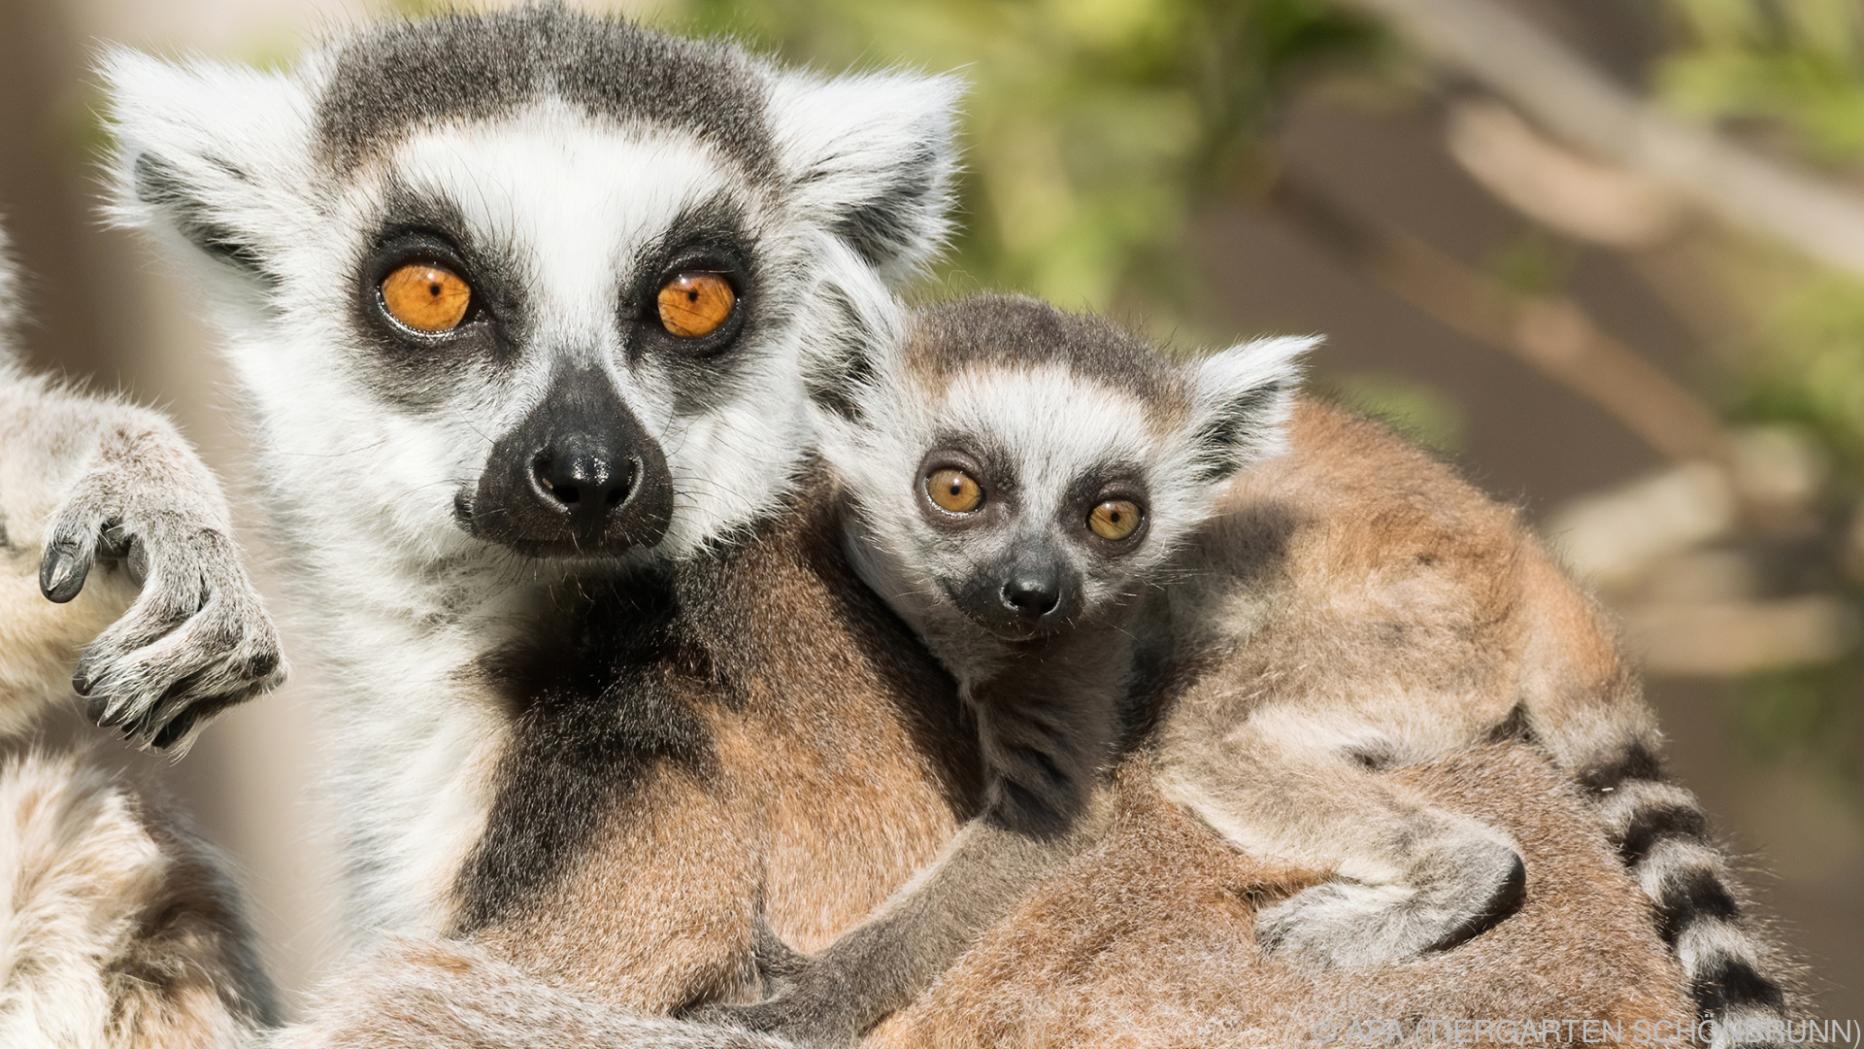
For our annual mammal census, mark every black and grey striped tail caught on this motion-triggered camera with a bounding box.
[1583,743,1791,1048]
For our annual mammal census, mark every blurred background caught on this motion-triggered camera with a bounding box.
[1,0,1858,1020]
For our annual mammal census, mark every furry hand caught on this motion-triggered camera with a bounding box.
[39,422,284,749]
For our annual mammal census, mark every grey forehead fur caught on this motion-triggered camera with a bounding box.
[907,294,1188,410]
[314,4,777,178]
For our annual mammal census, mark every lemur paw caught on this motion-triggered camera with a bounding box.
[1256,828,1526,968]
[38,427,285,751]
[686,934,861,1047]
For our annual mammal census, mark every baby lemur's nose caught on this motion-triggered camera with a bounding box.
[530,436,640,524]
[1001,572,1062,618]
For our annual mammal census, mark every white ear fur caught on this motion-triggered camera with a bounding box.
[100,48,317,277]
[1187,334,1319,479]
[766,67,964,283]
[798,236,910,430]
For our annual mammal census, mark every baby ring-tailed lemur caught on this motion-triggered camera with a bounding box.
[696,296,1313,1044]
[716,295,1792,1047]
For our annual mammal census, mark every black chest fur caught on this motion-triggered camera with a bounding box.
[452,568,730,933]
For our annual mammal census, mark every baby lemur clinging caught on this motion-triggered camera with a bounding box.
[697,296,1315,1044]
[713,295,1788,1049]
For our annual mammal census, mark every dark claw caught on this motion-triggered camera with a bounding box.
[154,684,249,749]
[97,698,129,729]
[99,520,133,560]
[152,693,241,750]
[126,537,150,586]
[39,544,92,603]
[246,651,280,680]
[72,666,97,698]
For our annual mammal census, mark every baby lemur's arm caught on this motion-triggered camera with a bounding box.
[695,630,1127,1046]
[0,242,284,748]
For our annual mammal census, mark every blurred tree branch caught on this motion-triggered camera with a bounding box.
[1261,167,1731,464]
[1336,0,1864,280]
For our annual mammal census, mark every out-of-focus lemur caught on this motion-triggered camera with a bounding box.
[0,225,280,1046]
[0,228,285,748]
[710,296,1793,1047]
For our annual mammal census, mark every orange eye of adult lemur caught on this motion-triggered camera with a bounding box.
[656,271,736,338]
[379,262,472,334]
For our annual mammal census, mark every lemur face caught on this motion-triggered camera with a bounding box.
[897,371,1173,641]
[105,7,957,568]
[815,296,1315,647]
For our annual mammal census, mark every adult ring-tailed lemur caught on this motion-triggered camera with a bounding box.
[0,6,1798,1048]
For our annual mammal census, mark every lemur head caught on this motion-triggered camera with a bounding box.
[813,295,1313,650]
[101,6,956,571]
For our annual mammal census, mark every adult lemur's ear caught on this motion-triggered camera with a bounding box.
[767,67,963,283]
[1186,335,1319,482]
[100,48,316,283]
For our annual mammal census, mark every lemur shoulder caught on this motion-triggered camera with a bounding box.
[93,7,1792,1047]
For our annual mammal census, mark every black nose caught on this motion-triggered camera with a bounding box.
[1000,572,1062,618]
[530,436,639,526]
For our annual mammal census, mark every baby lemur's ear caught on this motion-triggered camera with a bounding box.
[766,67,964,283]
[799,251,908,428]
[1186,334,1319,482]
[100,49,317,284]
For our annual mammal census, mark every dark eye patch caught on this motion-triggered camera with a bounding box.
[625,193,778,416]
[1062,462,1148,522]
[343,184,527,411]
[927,430,1020,507]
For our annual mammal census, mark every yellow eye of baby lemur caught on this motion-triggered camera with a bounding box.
[926,468,984,513]
[380,262,472,334]
[1088,499,1143,541]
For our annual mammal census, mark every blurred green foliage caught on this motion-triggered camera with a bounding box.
[1659,0,1864,165]
[678,0,1384,322]
[1656,2,1864,794]
[662,0,1864,794]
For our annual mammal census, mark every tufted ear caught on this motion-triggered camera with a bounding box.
[99,48,318,284]
[766,67,963,284]
[797,241,910,429]
[1185,334,1319,483]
